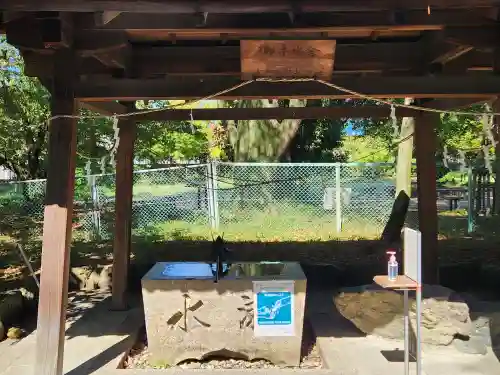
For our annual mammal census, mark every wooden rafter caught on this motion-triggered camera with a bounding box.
[127,106,419,121]
[94,11,122,26]
[20,42,493,78]
[79,101,127,115]
[1,0,500,12]
[444,25,500,50]
[73,9,497,31]
[76,101,486,120]
[75,75,500,100]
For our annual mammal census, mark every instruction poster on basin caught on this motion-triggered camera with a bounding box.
[253,280,294,337]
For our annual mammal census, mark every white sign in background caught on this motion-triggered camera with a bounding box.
[253,280,295,337]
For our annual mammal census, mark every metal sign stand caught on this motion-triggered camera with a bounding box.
[373,227,422,375]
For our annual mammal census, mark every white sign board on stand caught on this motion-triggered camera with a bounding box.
[253,280,295,337]
[403,227,422,375]
[404,228,422,284]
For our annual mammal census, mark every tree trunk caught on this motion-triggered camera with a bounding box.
[395,98,415,197]
[226,99,306,211]
[228,99,306,162]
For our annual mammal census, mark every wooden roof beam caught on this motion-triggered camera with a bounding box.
[444,25,500,51]
[21,49,116,77]
[91,46,130,70]
[2,0,500,13]
[20,42,427,78]
[74,9,496,31]
[132,43,423,77]
[74,75,500,100]
[6,15,129,53]
[128,106,418,121]
[5,12,73,50]
[94,11,122,26]
[442,49,492,72]
[21,41,492,79]
[424,98,487,110]
[79,101,127,115]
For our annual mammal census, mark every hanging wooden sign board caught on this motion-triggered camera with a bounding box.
[240,40,336,80]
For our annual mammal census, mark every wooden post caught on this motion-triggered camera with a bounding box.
[35,48,77,375]
[415,112,439,284]
[112,105,136,310]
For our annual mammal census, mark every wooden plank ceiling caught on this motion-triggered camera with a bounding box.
[1,0,500,102]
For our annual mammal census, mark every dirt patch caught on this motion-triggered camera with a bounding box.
[123,320,323,370]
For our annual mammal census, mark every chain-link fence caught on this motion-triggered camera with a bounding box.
[215,162,395,239]
[0,162,398,242]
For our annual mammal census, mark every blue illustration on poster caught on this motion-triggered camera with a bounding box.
[256,291,292,325]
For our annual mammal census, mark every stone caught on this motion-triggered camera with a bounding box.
[98,265,112,291]
[472,317,493,347]
[334,284,472,346]
[71,265,112,291]
[453,335,488,355]
[6,327,24,340]
[71,266,93,290]
[473,310,500,350]
[0,290,26,327]
[141,262,307,366]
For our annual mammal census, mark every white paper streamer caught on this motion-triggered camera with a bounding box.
[85,160,92,176]
[390,104,399,139]
[483,145,493,174]
[190,109,195,134]
[482,112,497,148]
[442,145,450,168]
[100,156,107,175]
[458,150,466,172]
[108,116,120,169]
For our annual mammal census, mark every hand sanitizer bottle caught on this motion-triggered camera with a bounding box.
[387,251,398,281]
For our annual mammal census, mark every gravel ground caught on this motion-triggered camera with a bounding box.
[123,321,323,370]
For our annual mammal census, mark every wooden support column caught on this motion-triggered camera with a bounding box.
[35,48,77,375]
[415,111,439,284]
[112,105,136,310]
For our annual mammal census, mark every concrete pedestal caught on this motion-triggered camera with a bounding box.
[141,262,307,366]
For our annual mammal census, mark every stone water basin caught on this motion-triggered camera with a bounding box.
[141,261,307,366]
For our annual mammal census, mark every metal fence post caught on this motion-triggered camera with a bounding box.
[211,160,220,230]
[90,175,101,240]
[206,161,219,231]
[335,164,342,232]
[206,163,214,229]
[467,165,475,234]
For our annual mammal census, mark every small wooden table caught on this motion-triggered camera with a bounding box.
[374,275,420,375]
[373,275,419,290]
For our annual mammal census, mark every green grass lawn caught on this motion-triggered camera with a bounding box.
[96,183,197,198]
[130,199,391,242]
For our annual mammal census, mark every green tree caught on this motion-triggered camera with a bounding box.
[0,37,50,179]
[134,100,215,166]
[0,37,216,179]
[342,134,393,163]
[224,99,306,162]
[287,99,345,162]
[438,108,484,156]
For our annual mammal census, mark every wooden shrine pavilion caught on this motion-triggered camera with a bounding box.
[1,1,500,374]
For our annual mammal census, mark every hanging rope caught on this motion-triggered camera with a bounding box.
[33,75,500,165]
